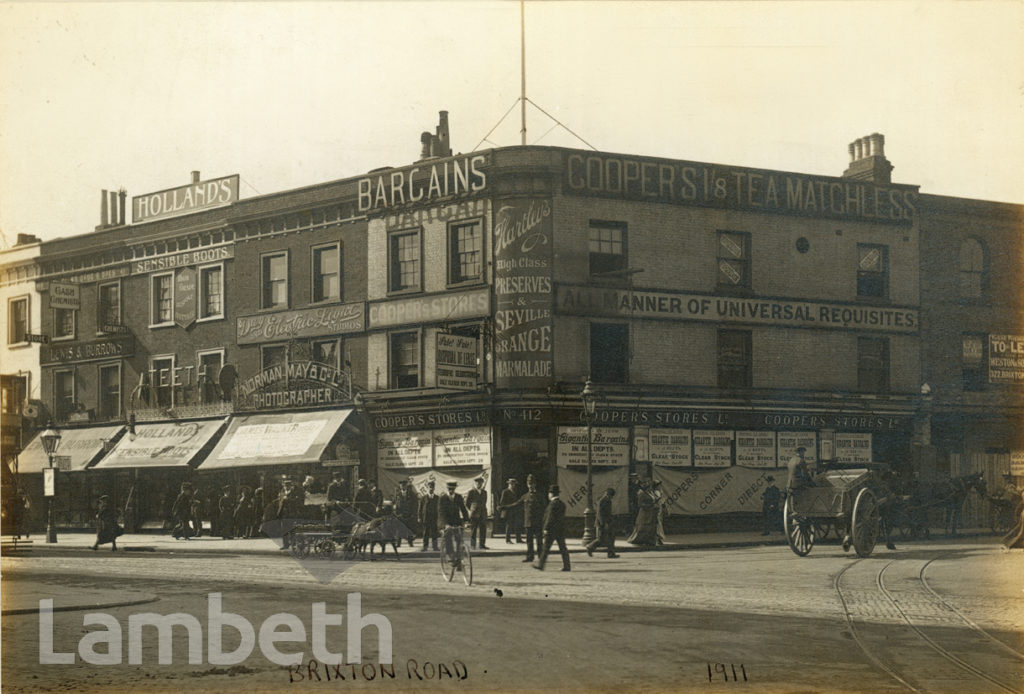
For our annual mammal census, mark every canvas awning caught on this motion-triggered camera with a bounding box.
[16,425,125,473]
[198,409,354,469]
[92,418,227,469]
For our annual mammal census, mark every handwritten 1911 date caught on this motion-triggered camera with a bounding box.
[707,662,747,683]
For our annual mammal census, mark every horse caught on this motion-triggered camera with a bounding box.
[928,472,986,536]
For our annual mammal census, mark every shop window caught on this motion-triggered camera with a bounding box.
[717,231,751,290]
[312,243,341,303]
[261,252,289,309]
[958,238,985,300]
[449,220,482,284]
[199,264,224,320]
[197,349,225,403]
[54,308,76,340]
[961,333,985,392]
[98,364,121,420]
[589,221,627,278]
[857,337,890,392]
[151,273,174,326]
[1,375,26,416]
[54,370,75,422]
[390,332,420,389]
[98,282,121,331]
[718,329,752,389]
[856,244,889,299]
[261,345,287,371]
[389,230,421,292]
[150,356,175,408]
[590,322,629,384]
[313,339,342,371]
[7,296,29,344]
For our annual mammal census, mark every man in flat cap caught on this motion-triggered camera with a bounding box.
[534,485,570,572]
[498,478,523,544]
[438,480,470,562]
[466,476,489,550]
[417,479,440,551]
[585,487,619,558]
[392,477,419,547]
[786,446,811,492]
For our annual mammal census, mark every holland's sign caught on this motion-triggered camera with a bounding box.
[133,175,239,223]
[556,284,919,334]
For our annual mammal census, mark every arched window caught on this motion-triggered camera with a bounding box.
[958,238,985,299]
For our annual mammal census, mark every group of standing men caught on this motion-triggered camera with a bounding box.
[169,482,264,540]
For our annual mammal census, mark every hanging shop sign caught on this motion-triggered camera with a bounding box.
[133,174,239,223]
[693,430,734,468]
[649,428,692,466]
[988,334,1024,384]
[174,267,197,328]
[556,284,918,334]
[49,282,80,310]
[434,427,491,467]
[237,302,365,344]
[493,198,555,387]
[834,433,873,463]
[556,427,629,467]
[435,333,478,390]
[358,154,487,212]
[368,287,488,329]
[735,430,777,468]
[41,335,134,365]
[563,152,917,224]
[237,360,353,410]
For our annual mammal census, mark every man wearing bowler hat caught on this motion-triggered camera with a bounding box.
[585,487,619,558]
[534,485,571,572]
[439,480,470,562]
[498,478,523,543]
[466,476,489,550]
[760,476,781,535]
[417,479,440,551]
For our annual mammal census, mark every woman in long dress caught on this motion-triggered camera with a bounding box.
[91,495,122,551]
[627,480,659,546]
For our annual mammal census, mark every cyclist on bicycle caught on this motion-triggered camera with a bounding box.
[438,480,470,566]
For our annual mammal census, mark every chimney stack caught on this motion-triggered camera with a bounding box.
[416,110,453,161]
[191,170,201,184]
[842,132,893,184]
[96,187,128,230]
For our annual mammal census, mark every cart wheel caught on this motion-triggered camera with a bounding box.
[461,540,473,586]
[316,539,336,560]
[851,488,880,558]
[784,495,814,556]
[440,543,456,582]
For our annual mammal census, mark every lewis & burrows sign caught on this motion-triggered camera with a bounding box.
[42,336,134,365]
[133,174,240,223]
[564,152,917,224]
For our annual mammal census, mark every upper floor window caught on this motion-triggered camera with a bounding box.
[312,244,341,303]
[1,375,26,415]
[199,264,224,320]
[389,230,421,293]
[261,344,287,371]
[150,355,176,408]
[958,238,985,299]
[151,273,174,326]
[54,308,75,340]
[856,244,889,299]
[857,337,890,392]
[313,338,342,371]
[590,322,629,384]
[718,329,752,389]
[7,296,29,344]
[197,349,225,403]
[261,252,289,309]
[717,231,751,290]
[98,282,121,331]
[54,369,75,422]
[589,221,627,277]
[961,333,985,392]
[390,332,420,388]
[449,221,483,284]
[98,363,121,420]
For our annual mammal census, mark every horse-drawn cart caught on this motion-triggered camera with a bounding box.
[783,465,883,557]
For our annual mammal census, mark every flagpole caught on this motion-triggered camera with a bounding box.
[520,0,527,145]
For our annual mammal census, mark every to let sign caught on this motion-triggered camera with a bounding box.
[175,267,197,328]
[49,283,80,310]
[988,334,1024,384]
[435,333,478,390]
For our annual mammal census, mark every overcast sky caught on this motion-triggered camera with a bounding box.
[1,1,1021,246]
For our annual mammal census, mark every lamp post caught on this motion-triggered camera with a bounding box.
[581,379,597,543]
[40,426,62,544]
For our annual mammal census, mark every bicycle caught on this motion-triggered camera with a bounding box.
[440,525,473,586]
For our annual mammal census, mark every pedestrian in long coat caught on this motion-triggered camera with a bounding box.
[91,495,122,551]
[218,486,235,539]
[392,478,419,547]
[170,483,194,540]
[466,477,489,549]
[534,485,570,572]
[498,478,523,543]
[234,486,255,539]
[585,487,619,558]
[417,480,440,551]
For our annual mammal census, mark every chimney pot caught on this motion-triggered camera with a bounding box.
[100,189,109,227]
[848,142,856,162]
[191,170,200,184]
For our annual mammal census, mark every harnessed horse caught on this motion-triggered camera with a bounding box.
[930,472,986,536]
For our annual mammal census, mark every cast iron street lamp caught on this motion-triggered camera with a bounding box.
[40,426,62,544]
[581,379,597,543]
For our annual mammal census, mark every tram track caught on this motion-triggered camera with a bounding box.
[835,556,1022,693]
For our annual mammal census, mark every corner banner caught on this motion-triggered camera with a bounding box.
[652,465,776,515]
[378,467,492,516]
[556,466,630,517]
